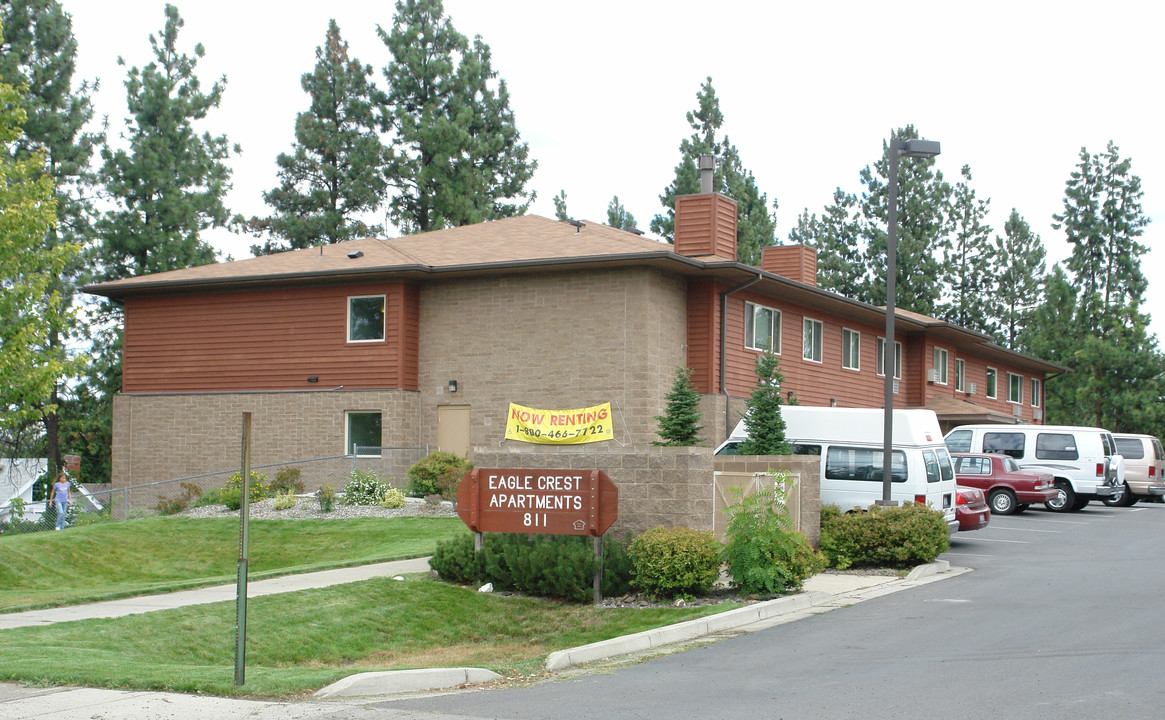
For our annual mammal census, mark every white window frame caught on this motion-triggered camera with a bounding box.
[1008,372,1024,404]
[842,328,860,371]
[347,294,386,343]
[802,317,823,364]
[1031,378,1042,408]
[345,410,383,457]
[876,338,902,380]
[985,367,998,399]
[955,358,966,392]
[933,347,949,385]
[745,302,781,354]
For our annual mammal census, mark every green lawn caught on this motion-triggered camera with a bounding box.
[0,575,734,697]
[0,516,466,611]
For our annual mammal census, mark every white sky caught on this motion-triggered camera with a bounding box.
[63,0,1163,340]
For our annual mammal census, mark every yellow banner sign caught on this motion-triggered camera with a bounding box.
[504,402,613,444]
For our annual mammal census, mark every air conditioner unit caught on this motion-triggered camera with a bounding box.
[892,380,899,395]
[1033,408,1043,420]
[1012,405,1023,417]
[967,382,977,395]
[927,369,940,383]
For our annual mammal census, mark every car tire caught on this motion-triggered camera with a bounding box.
[1071,496,1091,511]
[988,489,1018,515]
[1103,483,1136,507]
[1045,481,1075,512]
[1015,503,1030,513]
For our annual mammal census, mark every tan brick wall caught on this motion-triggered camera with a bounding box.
[417,267,689,452]
[112,390,421,491]
[473,445,714,539]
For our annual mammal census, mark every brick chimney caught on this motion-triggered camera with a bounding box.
[673,155,738,260]
[760,244,818,286]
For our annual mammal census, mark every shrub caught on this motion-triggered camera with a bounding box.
[270,467,305,495]
[429,533,632,601]
[273,492,298,511]
[223,470,269,507]
[820,502,950,570]
[407,452,473,499]
[155,482,203,516]
[343,468,392,505]
[317,484,336,512]
[380,487,407,509]
[627,526,721,600]
[721,477,826,595]
[190,487,222,508]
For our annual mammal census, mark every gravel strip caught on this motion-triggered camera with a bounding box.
[181,496,457,521]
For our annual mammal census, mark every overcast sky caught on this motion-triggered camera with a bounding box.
[63,0,1163,339]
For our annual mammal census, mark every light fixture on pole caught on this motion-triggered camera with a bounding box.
[878,136,940,507]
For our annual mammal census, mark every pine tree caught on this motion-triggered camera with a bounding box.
[0,0,98,472]
[652,367,704,446]
[1018,265,1085,424]
[606,195,636,231]
[735,351,792,456]
[249,20,388,255]
[994,209,1046,349]
[552,189,569,221]
[378,0,536,234]
[939,165,996,334]
[787,188,862,298]
[650,77,777,265]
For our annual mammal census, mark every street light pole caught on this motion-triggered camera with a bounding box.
[879,136,940,507]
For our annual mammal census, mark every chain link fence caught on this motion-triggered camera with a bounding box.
[0,446,428,538]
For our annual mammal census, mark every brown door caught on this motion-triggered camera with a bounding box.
[437,405,471,458]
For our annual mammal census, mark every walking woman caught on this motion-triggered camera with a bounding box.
[49,472,71,530]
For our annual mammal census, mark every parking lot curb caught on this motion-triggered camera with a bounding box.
[314,667,502,699]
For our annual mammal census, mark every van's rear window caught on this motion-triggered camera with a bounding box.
[1115,438,1145,459]
[825,446,907,483]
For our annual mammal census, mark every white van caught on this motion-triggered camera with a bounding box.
[717,407,958,531]
[943,424,1123,512]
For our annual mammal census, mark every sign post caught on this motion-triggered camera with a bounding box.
[457,468,618,603]
[235,412,252,686]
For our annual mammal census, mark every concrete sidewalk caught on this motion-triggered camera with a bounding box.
[0,559,966,719]
[0,557,432,631]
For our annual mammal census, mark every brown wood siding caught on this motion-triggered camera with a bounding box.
[674,194,738,259]
[122,282,420,393]
[685,280,719,393]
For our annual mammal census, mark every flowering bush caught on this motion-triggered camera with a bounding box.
[343,469,392,506]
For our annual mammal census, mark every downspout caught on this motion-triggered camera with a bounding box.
[719,273,763,441]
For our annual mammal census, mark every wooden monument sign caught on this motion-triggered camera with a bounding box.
[457,468,618,536]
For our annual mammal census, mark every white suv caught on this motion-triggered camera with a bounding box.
[944,424,1123,512]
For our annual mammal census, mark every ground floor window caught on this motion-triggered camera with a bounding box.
[346,411,382,456]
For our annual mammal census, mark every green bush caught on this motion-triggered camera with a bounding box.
[220,488,242,511]
[721,479,826,595]
[407,452,473,499]
[820,502,950,570]
[154,482,203,516]
[273,492,298,511]
[380,487,407,509]
[222,470,269,508]
[343,468,392,505]
[317,484,336,512]
[627,526,721,600]
[430,533,632,602]
[270,467,305,495]
[190,487,222,508]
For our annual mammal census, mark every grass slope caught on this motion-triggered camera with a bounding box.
[0,516,466,611]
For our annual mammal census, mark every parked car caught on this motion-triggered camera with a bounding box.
[944,424,1123,512]
[718,407,958,532]
[955,486,990,531]
[1107,433,1165,506]
[951,452,1057,515]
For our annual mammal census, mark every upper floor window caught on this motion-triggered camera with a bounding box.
[745,302,781,353]
[842,328,860,370]
[803,318,823,363]
[933,347,948,384]
[348,295,385,342]
[877,338,902,379]
[1008,372,1023,404]
[985,368,998,399]
[1031,378,1042,408]
[955,359,966,392]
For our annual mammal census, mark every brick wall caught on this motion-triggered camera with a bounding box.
[112,390,421,491]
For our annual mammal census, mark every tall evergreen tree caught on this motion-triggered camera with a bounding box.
[552,189,569,221]
[606,195,636,231]
[0,0,98,472]
[650,77,777,265]
[378,0,536,234]
[939,165,996,334]
[249,19,388,255]
[787,188,862,298]
[994,209,1046,349]
[1018,265,1083,423]
[652,367,704,446]
[735,351,792,456]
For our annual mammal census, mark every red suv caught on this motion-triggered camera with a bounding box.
[952,453,1057,515]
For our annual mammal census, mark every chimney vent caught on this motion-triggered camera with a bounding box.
[698,154,715,194]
